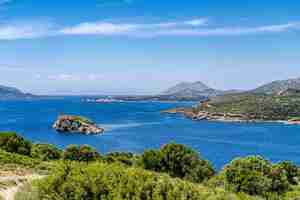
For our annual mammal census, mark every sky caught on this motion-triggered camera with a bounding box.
[0,0,300,95]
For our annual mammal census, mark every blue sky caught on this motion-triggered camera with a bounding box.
[0,0,300,95]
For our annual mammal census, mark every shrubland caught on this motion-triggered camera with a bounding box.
[1,132,300,200]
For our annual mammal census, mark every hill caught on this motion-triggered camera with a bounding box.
[163,81,226,97]
[193,88,300,121]
[164,88,300,122]
[0,85,34,100]
[253,77,300,94]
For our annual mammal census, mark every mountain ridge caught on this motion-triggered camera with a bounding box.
[162,81,241,97]
[252,77,300,94]
[0,85,34,100]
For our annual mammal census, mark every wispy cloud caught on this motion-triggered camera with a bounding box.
[60,20,300,37]
[61,22,137,35]
[184,18,208,26]
[60,18,208,35]
[0,18,299,40]
[0,21,54,40]
[153,22,300,37]
[35,73,103,81]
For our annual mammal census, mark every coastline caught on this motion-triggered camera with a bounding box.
[162,108,300,125]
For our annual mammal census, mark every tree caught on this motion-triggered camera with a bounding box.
[31,143,62,161]
[104,152,136,166]
[63,145,80,161]
[63,145,100,163]
[78,145,100,163]
[0,132,32,155]
[224,156,293,196]
[140,143,214,183]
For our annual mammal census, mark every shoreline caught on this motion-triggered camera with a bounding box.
[162,108,300,125]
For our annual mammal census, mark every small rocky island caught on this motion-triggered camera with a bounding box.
[53,115,104,135]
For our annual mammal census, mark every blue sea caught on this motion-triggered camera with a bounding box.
[1,98,300,169]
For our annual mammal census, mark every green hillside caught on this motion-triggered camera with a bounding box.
[194,89,300,121]
[1,132,300,199]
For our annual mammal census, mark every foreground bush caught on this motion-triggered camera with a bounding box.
[31,143,62,161]
[29,162,254,200]
[0,149,40,168]
[223,156,298,196]
[0,132,32,155]
[63,144,100,162]
[140,143,215,183]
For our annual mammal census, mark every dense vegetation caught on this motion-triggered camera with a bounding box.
[1,132,300,200]
[195,90,300,121]
[140,143,214,183]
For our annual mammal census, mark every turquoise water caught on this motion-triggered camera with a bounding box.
[0,98,300,169]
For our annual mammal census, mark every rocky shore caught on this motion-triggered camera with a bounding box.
[53,115,104,135]
[162,108,300,124]
[163,108,250,122]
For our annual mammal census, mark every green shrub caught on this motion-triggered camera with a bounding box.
[104,152,137,166]
[0,132,32,155]
[140,150,163,171]
[31,162,247,200]
[268,165,290,194]
[0,149,40,168]
[140,143,215,183]
[224,156,292,196]
[275,161,299,185]
[63,144,100,162]
[31,143,62,161]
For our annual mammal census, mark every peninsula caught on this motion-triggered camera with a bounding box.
[163,88,300,124]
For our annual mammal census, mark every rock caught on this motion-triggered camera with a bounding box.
[53,115,104,135]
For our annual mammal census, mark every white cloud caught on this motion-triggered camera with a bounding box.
[184,18,208,26]
[60,18,208,35]
[153,22,300,37]
[61,22,137,35]
[61,20,300,37]
[0,18,299,40]
[47,74,81,81]
[35,73,103,81]
[0,21,54,40]
[87,74,103,81]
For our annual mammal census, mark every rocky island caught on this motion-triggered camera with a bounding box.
[53,115,104,135]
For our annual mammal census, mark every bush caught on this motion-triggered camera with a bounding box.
[0,149,41,168]
[0,132,32,155]
[63,145,100,162]
[275,161,299,185]
[104,152,136,166]
[31,162,245,200]
[140,143,215,183]
[224,156,293,196]
[141,150,163,171]
[31,144,62,161]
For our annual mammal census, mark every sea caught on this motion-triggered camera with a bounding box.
[1,97,300,170]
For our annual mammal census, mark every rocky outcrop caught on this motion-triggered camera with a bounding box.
[287,118,300,125]
[53,115,104,135]
[163,109,250,122]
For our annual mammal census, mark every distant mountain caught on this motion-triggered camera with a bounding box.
[0,85,34,100]
[163,81,222,97]
[253,77,300,94]
[162,81,243,97]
